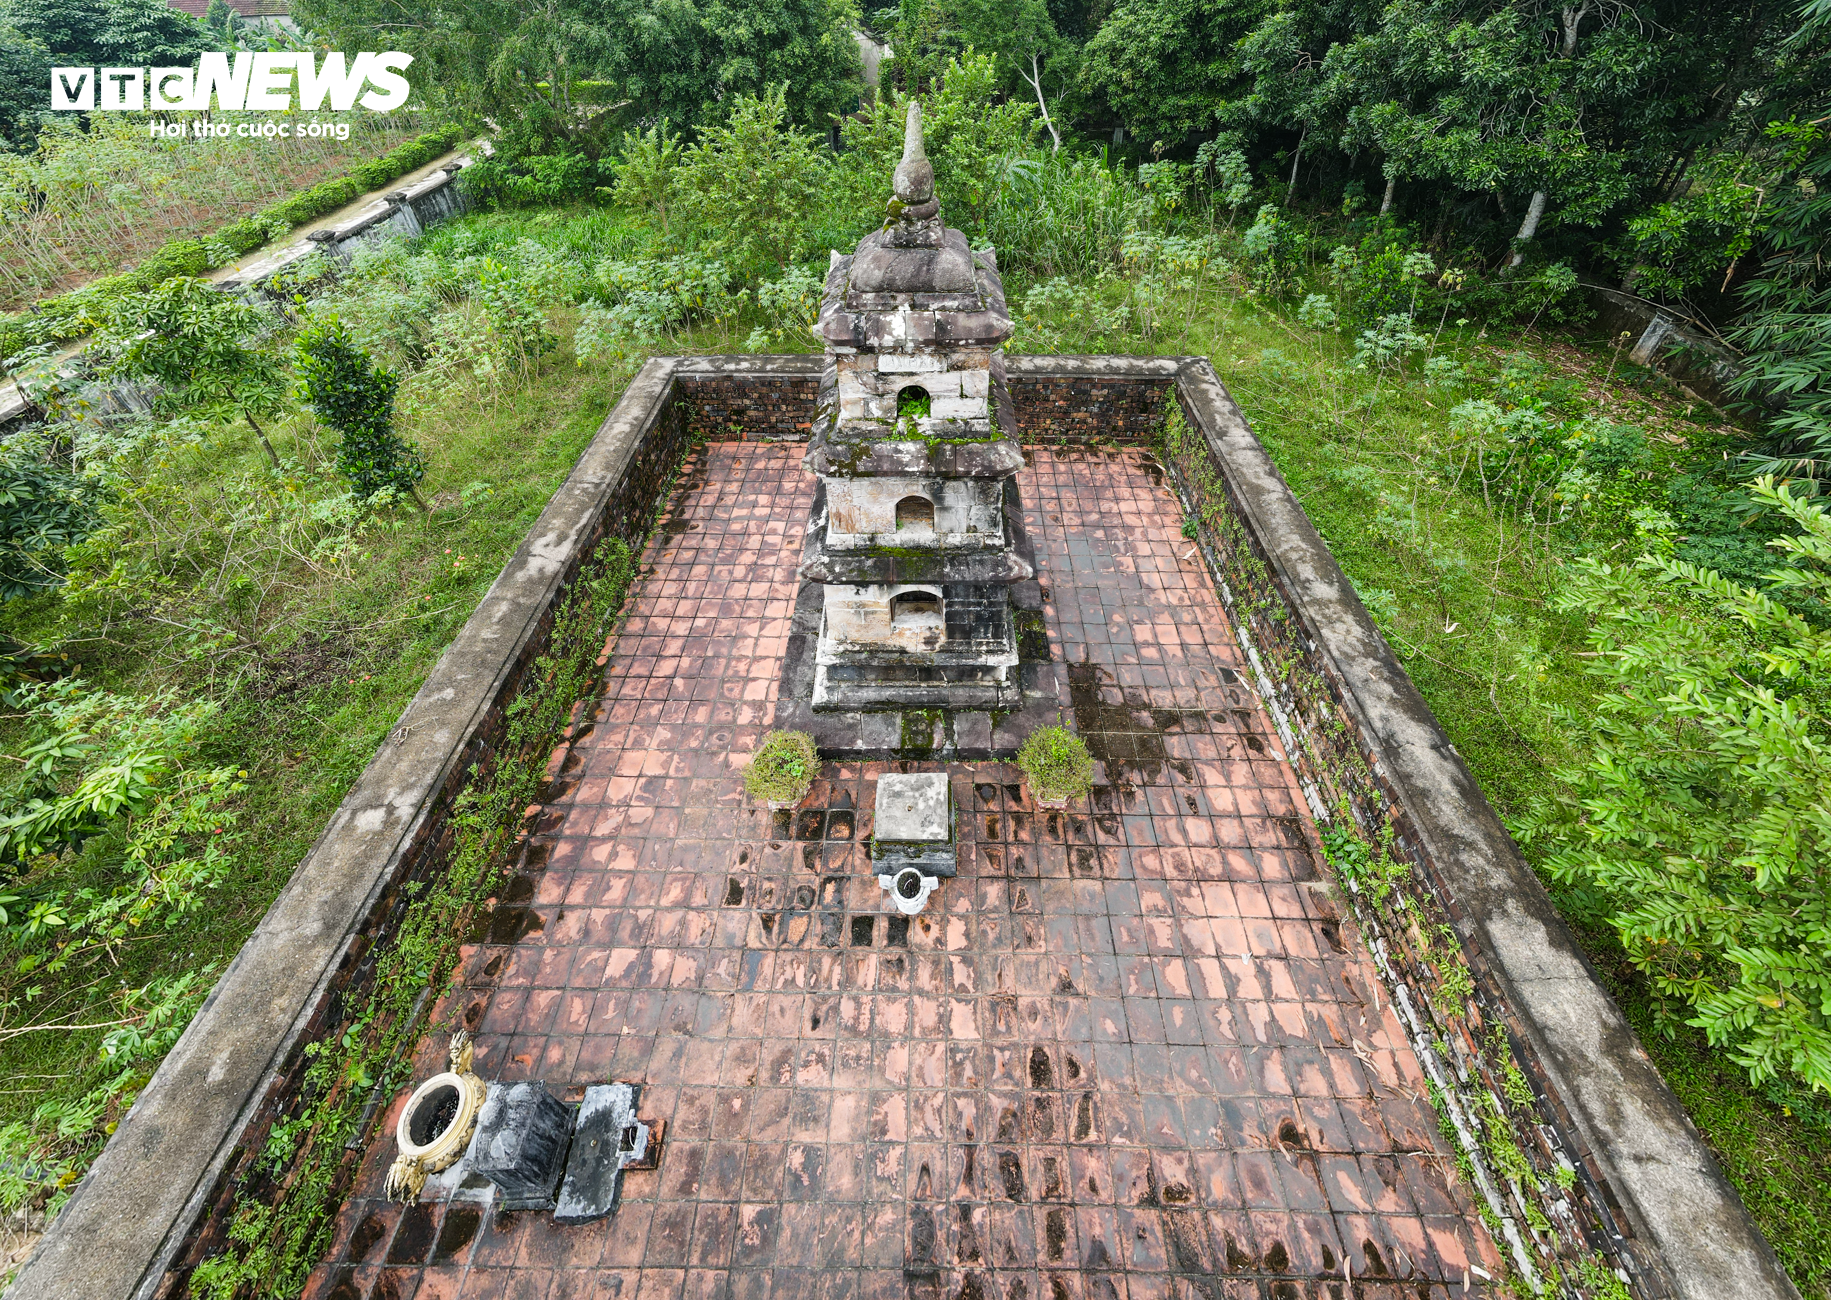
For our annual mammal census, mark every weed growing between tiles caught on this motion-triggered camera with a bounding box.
[180,538,636,1300]
[1161,405,1641,1299]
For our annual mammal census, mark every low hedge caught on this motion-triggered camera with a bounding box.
[0,126,466,370]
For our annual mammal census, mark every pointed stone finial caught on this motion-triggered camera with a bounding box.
[893,100,934,205]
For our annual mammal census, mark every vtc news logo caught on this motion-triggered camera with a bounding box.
[50,53,414,113]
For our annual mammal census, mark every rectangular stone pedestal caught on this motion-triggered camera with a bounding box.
[774,582,1061,759]
[870,773,956,878]
[812,606,1021,711]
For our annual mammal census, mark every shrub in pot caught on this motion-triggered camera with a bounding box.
[745,730,819,808]
[1016,725,1094,809]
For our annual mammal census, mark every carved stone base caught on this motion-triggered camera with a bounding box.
[774,581,1062,759]
[812,603,1022,712]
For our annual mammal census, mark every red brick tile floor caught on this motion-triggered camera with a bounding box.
[307,443,1504,1300]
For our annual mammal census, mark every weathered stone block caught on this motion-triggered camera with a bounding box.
[874,772,950,842]
[878,353,944,374]
[929,397,982,420]
[470,1082,573,1210]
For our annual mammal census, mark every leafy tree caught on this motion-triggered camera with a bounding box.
[294,316,428,507]
[1300,0,1639,263]
[0,25,51,153]
[1239,202,1303,295]
[1518,477,1831,1093]
[1230,5,1328,197]
[1623,159,1772,302]
[1197,0,1823,271]
[90,278,289,471]
[678,85,830,274]
[877,0,1079,145]
[833,51,1038,238]
[295,0,621,156]
[0,0,209,66]
[203,0,243,43]
[461,147,605,208]
[1077,0,1265,142]
[0,455,102,600]
[0,0,205,150]
[297,0,862,149]
[594,0,863,129]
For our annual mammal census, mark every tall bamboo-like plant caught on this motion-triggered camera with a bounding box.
[294,316,428,509]
[1731,114,1831,482]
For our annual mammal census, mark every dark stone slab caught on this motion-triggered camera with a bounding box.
[471,1082,574,1210]
[871,840,957,880]
[553,1083,649,1226]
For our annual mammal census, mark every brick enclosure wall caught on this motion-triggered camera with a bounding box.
[1005,372,1173,445]
[671,360,1176,450]
[676,371,821,440]
[44,358,1762,1300]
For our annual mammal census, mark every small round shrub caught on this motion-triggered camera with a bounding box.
[745,730,819,805]
[295,315,426,504]
[1016,725,1094,802]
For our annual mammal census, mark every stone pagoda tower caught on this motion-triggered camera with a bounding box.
[798,102,1035,715]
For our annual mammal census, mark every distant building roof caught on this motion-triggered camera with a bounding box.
[167,0,291,17]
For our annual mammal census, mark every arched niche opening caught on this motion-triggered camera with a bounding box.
[895,495,935,531]
[890,589,943,625]
[896,385,931,420]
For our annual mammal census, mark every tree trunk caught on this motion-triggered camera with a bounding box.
[1380,176,1396,215]
[1507,190,1547,268]
[244,411,281,470]
[1021,55,1061,153]
[1559,3,1590,56]
[1286,124,1307,198]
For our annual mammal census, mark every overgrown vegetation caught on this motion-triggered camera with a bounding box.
[1518,480,1831,1092]
[743,729,818,806]
[1014,723,1093,802]
[294,317,427,506]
